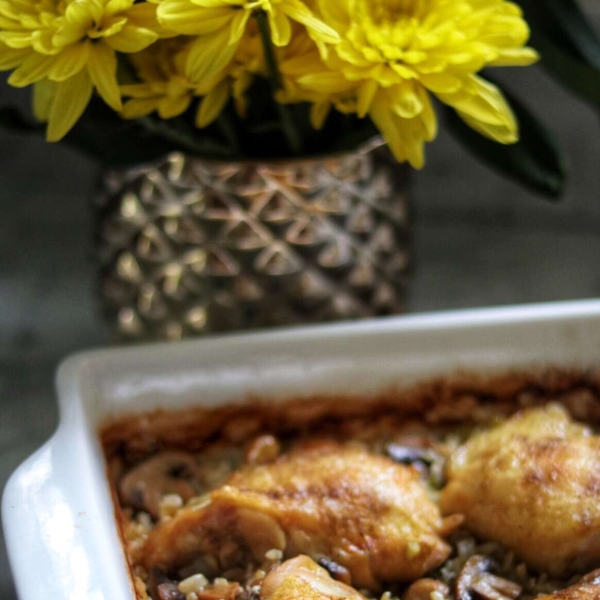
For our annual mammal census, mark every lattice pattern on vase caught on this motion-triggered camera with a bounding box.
[96,146,410,341]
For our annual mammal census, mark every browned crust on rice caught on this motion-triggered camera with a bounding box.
[101,368,600,462]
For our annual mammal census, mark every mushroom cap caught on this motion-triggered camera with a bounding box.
[119,451,199,519]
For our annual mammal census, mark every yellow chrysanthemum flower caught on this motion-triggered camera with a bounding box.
[0,0,168,141]
[121,27,264,128]
[284,0,539,168]
[155,0,339,83]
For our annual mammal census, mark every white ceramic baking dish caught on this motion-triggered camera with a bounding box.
[3,299,600,600]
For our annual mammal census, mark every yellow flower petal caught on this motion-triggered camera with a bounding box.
[283,0,340,45]
[106,24,158,52]
[318,1,349,30]
[297,71,354,94]
[122,97,160,119]
[488,47,540,67]
[87,16,127,40]
[268,8,292,47]
[196,79,229,127]
[229,8,250,44]
[388,81,423,119]
[88,42,122,111]
[370,98,407,164]
[63,0,96,29]
[156,1,232,35]
[356,78,378,118]
[0,43,29,70]
[48,41,90,81]
[404,123,426,169]
[120,83,158,98]
[0,31,34,49]
[419,72,464,95]
[186,28,239,83]
[370,90,431,169]
[459,112,518,144]
[105,0,135,16]
[440,76,518,143]
[52,21,87,49]
[310,100,331,130]
[32,79,56,122]
[8,52,53,86]
[126,2,176,38]
[418,85,437,141]
[32,30,57,55]
[46,69,93,141]
[158,94,192,119]
[438,75,516,127]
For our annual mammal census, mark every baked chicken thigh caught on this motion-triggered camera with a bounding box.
[260,555,366,600]
[440,404,600,577]
[143,440,453,589]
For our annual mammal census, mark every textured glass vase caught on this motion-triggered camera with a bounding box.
[95,143,410,341]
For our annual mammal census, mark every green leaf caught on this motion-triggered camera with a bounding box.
[62,97,236,167]
[518,0,600,69]
[516,0,600,106]
[533,31,600,106]
[443,89,567,199]
[545,0,600,69]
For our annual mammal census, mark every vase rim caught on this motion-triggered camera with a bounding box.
[106,137,387,176]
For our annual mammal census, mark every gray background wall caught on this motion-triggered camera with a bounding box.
[0,5,599,598]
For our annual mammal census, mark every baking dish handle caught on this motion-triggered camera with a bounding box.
[2,435,133,600]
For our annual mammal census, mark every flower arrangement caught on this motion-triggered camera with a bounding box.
[1,0,598,196]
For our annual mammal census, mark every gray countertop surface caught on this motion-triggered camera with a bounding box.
[0,10,599,596]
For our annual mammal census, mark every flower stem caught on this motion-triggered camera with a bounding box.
[217,108,242,156]
[254,11,302,155]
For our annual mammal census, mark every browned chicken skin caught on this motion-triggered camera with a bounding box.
[261,555,366,600]
[440,405,600,578]
[142,440,454,589]
[536,570,600,600]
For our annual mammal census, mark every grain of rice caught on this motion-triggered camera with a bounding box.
[136,512,153,529]
[187,494,211,510]
[250,570,266,584]
[178,574,209,595]
[134,576,149,600]
[265,549,283,562]
[160,494,183,519]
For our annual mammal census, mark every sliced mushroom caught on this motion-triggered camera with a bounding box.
[387,444,435,466]
[317,557,352,586]
[403,578,450,600]
[456,556,521,600]
[386,443,446,488]
[156,579,186,600]
[119,451,199,519]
